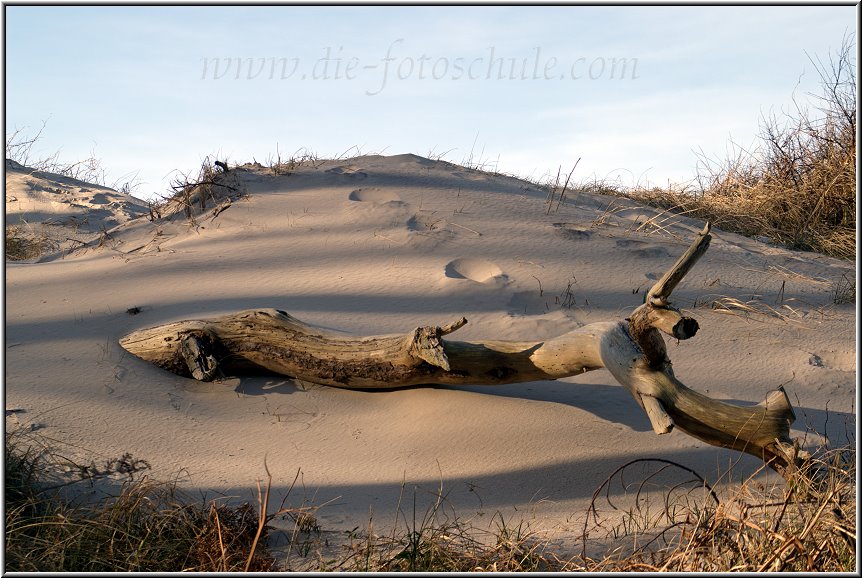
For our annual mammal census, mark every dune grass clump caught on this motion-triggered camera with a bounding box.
[4,224,56,261]
[616,38,856,260]
[3,431,276,572]
[832,272,856,305]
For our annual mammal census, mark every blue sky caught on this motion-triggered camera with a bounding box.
[4,5,857,200]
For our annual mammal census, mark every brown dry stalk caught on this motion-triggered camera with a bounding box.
[244,459,272,572]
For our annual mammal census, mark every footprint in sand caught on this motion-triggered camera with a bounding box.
[444,258,508,285]
[326,165,368,180]
[615,239,643,248]
[632,246,671,259]
[615,239,670,259]
[616,241,670,259]
[348,188,403,205]
[553,223,593,240]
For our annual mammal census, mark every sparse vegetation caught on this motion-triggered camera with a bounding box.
[6,121,141,193]
[6,423,854,572]
[334,505,560,571]
[545,159,581,215]
[4,223,56,261]
[610,36,856,260]
[580,447,856,572]
[833,272,856,305]
[3,429,283,572]
[327,440,856,572]
[141,155,246,226]
[260,144,323,175]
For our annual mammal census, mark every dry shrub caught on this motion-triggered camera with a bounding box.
[146,155,243,225]
[627,37,856,260]
[577,447,855,572]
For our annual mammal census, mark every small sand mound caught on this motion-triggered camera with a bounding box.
[444,258,507,284]
[348,188,402,204]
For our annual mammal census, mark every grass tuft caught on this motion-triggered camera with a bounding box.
[599,37,856,260]
[5,223,56,261]
[4,430,276,572]
[833,272,856,305]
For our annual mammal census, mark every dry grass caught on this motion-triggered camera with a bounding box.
[610,37,856,260]
[694,294,809,326]
[578,447,856,572]
[263,145,323,175]
[6,121,141,193]
[3,429,277,572]
[328,443,855,572]
[6,420,854,572]
[145,155,244,225]
[5,223,57,261]
[326,483,564,572]
[833,272,856,305]
[545,159,581,214]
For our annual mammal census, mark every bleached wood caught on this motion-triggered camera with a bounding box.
[120,312,804,476]
[118,222,807,476]
[640,395,674,435]
[646,221,712,306]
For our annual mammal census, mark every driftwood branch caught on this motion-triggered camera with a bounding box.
[119,222,807,477]
[647,222,712,307]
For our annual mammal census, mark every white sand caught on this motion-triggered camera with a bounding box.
[5,159,149,255]
[4,154,856,554]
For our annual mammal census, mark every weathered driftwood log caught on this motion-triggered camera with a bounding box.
[119,223,806,477]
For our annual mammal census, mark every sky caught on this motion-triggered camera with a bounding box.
[3,4,858,201]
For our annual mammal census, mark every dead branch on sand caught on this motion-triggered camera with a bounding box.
[119,223,807,477]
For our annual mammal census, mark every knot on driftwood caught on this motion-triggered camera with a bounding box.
[407,317,467,371]
[672,316,699,340]
[179,330,220,381]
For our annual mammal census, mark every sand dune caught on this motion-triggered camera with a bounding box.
[5,159,149,257]
[4,153,856,553]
